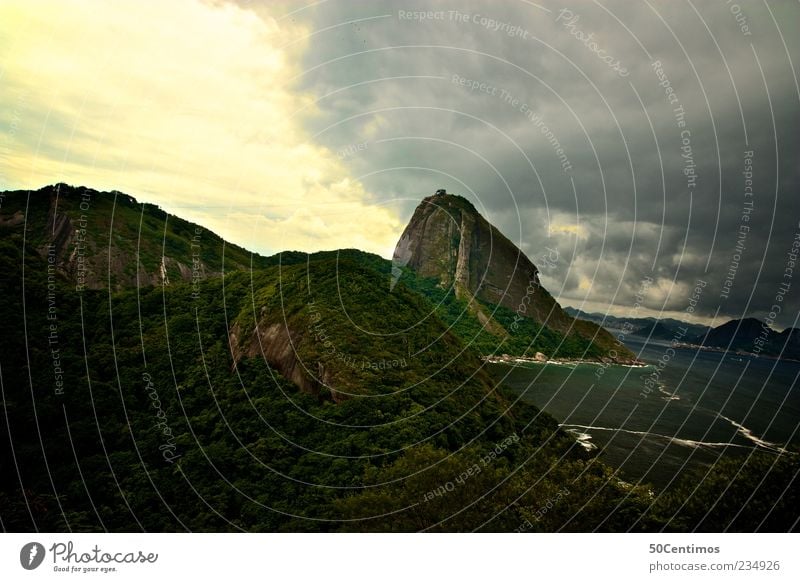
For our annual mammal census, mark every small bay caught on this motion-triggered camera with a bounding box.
[489,336,800,490]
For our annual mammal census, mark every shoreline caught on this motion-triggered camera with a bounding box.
[482,354,648,368]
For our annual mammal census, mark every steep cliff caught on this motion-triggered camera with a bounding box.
[393,193,633,360]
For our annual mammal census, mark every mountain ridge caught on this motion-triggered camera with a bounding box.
[1,184,796,532]
[564,307,800,360]
[0,183,306,290]
[2,187,659,532]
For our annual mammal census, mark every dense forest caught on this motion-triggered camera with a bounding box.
[0,188,798,532]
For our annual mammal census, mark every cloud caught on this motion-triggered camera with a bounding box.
[0,0,402,256]
[3,0,798,328]
[285,0,800,328]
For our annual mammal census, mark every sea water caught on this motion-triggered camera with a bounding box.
[488,336,800,490]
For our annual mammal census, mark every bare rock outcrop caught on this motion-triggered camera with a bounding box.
[393,192,631,359]
[393,193,571,332]
[229,320,344,403]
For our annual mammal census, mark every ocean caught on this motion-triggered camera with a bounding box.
[488,336,800,490]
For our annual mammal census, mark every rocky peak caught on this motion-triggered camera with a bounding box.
[393,192,570,331]
[392,192,637,361]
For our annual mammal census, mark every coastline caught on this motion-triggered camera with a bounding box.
[482,353,648,368]
[673,342,800,363]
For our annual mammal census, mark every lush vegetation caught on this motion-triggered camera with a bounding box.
[652,452,800,532]
[399,268,608,359]
[1,203,797,532]
[0,184,306,287]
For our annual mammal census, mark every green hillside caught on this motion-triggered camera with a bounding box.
[397,267,613,360]
[0,232,660,531]
[0,184,306,289]
[1,186,796,532]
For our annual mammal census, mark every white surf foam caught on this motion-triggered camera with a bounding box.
[559,423,759,451]
[716,414,787,453]
[564,428,597,451]
[657,383,680,401]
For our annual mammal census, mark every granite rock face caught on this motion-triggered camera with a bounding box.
[394,193,573,330]
[394,192,633,360]
[229,320,343,402]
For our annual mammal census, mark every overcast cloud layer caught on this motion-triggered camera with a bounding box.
[2,0,798,328]
[279,0,800,328]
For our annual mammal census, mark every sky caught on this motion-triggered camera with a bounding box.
[1,0,798,329]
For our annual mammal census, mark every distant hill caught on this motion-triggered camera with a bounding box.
[632,320,680,341]
[563,307,628,330]
[691,318,800,360]
[564,306,800,360]
[0,184,305,290]
[691,317,767,349]
[776,327,800,356]
[564,307,710,338]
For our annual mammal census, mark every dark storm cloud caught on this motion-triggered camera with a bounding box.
[270,0,799,327]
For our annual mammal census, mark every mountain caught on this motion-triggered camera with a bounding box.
[776,327,800,357]
[0,184,663,532]
[4,185,790,532]
[226,249,501,404]
[392,192,634,362]
[632,320,679,341]
[0,184,304,290]
[693,317,768,349]
[564,306,800,361]
[692,318,800,360]
[564,307,711,338]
